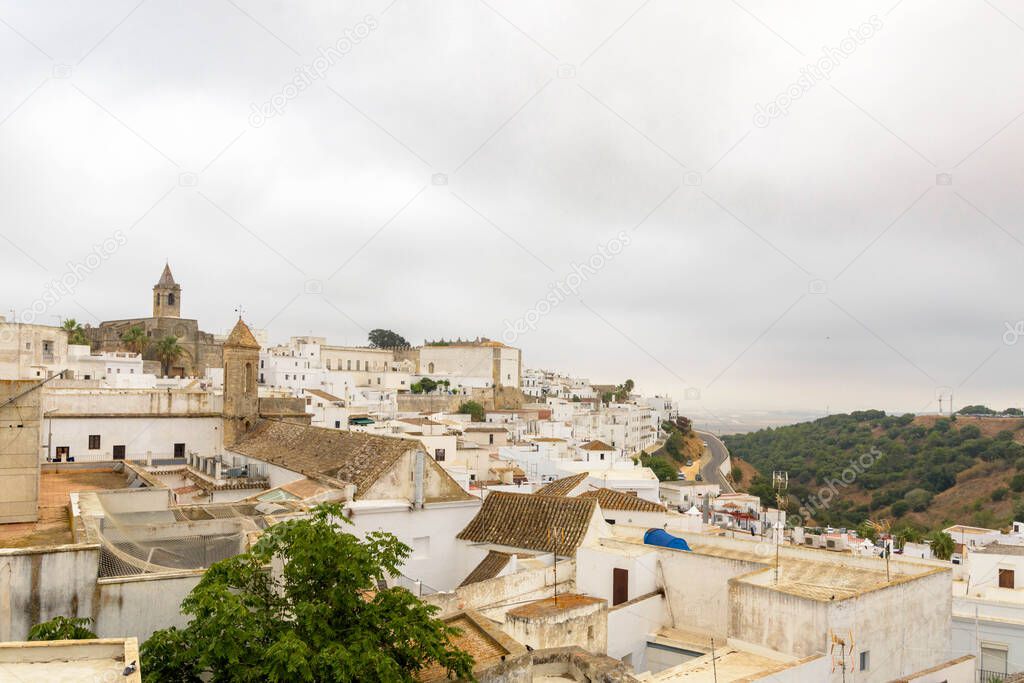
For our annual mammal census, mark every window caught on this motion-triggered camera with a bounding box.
[1000,568,1015,589]
[434,448,446,462]
[173,443,186,458]
[88,435,101,450]
[168,293,175,305]
[489,434,494,445]
[54,446,69,462]
[112,445,126,460]
[859,651,869,672]
[347,360,352,370]
[981,643,1007,676]
[244,363,253,394]
[335,421,341,428]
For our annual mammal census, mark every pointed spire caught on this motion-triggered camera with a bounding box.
[225,318,260,349]
[157,263,177,287]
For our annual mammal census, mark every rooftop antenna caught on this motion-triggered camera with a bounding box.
[867,518,892,582]
[772,471,788,583]
[234,305,246,320]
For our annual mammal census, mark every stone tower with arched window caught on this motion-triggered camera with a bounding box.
[153,263,181,318]
[223,317,260,446]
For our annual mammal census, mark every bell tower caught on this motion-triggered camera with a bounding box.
[222,317,260,447]
[153,263,181,318]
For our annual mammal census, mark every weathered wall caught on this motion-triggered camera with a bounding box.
[0,545,99,640]
[657,548,764,638]
[94,572,200,642]
[0,380,41,522]
[729,566,953,682]
[41,387,222,416]
[427,560,575,621]
[607,592,665,668]
[504,601,607,653]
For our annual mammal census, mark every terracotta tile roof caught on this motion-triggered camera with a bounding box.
[456,492,598,554]
[458,550,533,587]
[580,440,615,451]
[464,425,508,432]
[534,472,588,497]
[229,419,414,497]
[417,611,526,682]
[577,488,666,512]
[304,389,342,402]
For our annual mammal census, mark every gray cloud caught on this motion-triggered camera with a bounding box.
[2,0,1024,416]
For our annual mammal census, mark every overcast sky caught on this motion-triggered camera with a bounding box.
[2,0,1023,419]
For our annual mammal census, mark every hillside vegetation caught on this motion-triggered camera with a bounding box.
[723,410,1024,532]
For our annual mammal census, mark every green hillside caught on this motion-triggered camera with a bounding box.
[723,410,1024,532]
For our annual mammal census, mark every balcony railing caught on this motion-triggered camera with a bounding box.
[980,670,1009,683]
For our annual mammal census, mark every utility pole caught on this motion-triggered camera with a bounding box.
[710,637,718,683]
[772,471,788,584]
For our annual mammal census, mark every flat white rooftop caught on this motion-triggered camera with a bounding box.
[0,638,140,682]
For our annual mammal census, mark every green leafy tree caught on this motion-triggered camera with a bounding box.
[154,335,183,377]
[992,487,1009,502]
[61,318,88,346]
[457,401,485,422]
[731,466,744,483]
[958,405,996,415]
[1004,407,1024,416]
[140,504,472,683]
[640,454,677,481]
[928,531,955,561]
[28,616,97,641]
[1014,499,1024,523]
[120,325,148,355]
[367,329,410,349]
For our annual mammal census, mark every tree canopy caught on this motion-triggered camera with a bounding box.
[154,335,183,376]
[724,410,1024,530]
[457,401,485,422]
[120,325,148,355]
[140,504,473,682]
[28,616,97,641]
[61,318,88,346]
[368,329,410,349]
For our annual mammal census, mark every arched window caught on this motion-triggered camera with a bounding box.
[168,293,175,306]
[428,362,435,373]
[244,362,253,395]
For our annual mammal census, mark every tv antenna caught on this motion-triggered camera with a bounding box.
[867,518,893,581]
[772,471,788,583]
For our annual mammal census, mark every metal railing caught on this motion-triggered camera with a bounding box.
[979,670,1009,683]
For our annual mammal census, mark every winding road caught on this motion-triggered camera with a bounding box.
[695,430,734,493]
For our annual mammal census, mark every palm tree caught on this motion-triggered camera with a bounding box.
[154,335,183,377]
[928,531,955,561]
[61,318,88,346]
[120,325,148,356]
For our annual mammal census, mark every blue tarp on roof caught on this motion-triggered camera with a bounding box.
[643,528,692,551]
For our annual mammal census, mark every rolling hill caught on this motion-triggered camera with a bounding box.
[722,410,1024,532]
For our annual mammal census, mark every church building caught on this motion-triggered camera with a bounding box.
[85,264,223,377]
